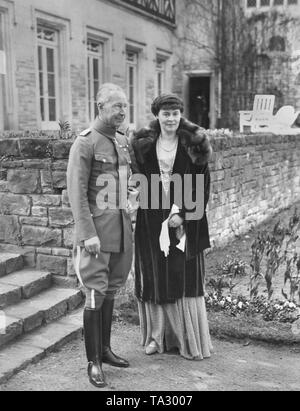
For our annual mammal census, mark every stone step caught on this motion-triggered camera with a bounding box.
[0,283,22,310]
[0,269,52,309]
[0,287,83,348]
[0,253,24,278]
[0,309,83,385]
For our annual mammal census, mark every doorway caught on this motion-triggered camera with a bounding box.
[189,76,210,129]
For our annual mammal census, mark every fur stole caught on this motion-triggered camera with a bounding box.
[132,117,212,166]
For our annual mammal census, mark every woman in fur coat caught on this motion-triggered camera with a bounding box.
[131,94,213,360]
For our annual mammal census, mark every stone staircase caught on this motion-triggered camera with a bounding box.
[0,252,84,384]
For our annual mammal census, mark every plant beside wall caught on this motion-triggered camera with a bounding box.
[58,120,72,140]
[206,209,300,324]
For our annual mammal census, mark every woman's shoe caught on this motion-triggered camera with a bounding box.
[145,341,158,355]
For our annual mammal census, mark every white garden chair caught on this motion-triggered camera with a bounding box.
[239,95,275,132]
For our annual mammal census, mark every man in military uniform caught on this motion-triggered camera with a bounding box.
[67,83,136,388]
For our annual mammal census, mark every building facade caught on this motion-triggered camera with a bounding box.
[0,0,178,132]
[0,0,299,132]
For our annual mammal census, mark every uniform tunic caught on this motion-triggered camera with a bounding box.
[67,117,134,306]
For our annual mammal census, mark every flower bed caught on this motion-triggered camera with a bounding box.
[205,200,300,343]
[206,293,300,323]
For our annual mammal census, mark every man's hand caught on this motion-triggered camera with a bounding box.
[84,236,101,257]
[168,214,184,228]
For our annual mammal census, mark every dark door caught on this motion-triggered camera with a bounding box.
[189,76,210,129]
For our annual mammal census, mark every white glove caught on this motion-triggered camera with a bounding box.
[159,218,170,257]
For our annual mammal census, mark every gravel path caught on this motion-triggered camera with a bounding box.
[1,321,300,392]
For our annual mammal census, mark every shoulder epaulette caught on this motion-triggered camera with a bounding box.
[79,128,91,137]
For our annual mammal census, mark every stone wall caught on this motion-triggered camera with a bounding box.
[0,131,300,279]
[0,131,76,285]
[207,132,300,247]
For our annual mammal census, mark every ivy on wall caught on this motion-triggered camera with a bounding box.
[176,0,300,129]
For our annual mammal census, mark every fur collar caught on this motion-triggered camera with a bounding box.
[132,117,212,166]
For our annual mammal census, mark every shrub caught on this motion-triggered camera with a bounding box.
[250,209,300,303]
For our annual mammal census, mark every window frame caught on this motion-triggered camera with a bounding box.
[0,11,6,131]
[245,0,298,9]
[35,12,71,131]
[0,5,16,130]
[155,57,166,97]
[125,39,146,129]
[37,25,60,126]
[87,38,105,122]
[126,49,139,126]
[85,28,112,124]
[155,49,172,98]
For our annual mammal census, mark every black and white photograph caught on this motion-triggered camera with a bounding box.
[0,0,300,394]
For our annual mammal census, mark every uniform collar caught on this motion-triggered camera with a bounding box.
[92,117,118,140]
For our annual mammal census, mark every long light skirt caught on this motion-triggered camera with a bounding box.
[138,297,213,360]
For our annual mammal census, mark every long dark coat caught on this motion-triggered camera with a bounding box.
[132,118,212,305]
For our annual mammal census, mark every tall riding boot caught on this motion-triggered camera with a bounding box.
[83,308,106,388]
[102,298,130,368]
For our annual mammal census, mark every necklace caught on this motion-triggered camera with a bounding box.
[157,139,178,194]
[158,135,178,152]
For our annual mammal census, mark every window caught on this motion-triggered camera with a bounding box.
[269,36,286,51]
[247,0,257,6]
[0,6,15,130]
[87,39,104,121]
[126,50,138,125]
[246,0,297,7]
[156,57,166,96]
[37,26,59,125]
[35,12,71,131]
[261,0,271,5]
